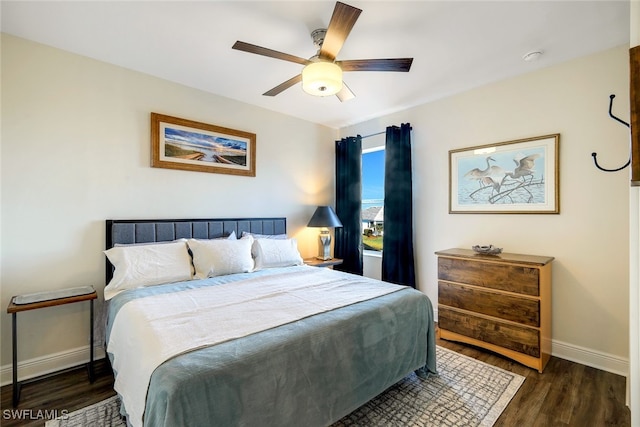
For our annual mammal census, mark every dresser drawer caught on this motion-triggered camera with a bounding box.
[438,281,540,327]
[438,306,540,357]
[438,257,539,296]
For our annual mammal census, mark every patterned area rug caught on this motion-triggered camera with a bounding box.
[332,346,524,426]
[47,346,524,427]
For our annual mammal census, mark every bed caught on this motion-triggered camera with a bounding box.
[104,217,436,427]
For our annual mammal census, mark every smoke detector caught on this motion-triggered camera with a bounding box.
[522,51,543,62]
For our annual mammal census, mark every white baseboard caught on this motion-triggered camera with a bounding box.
[0,335,629,387]
[434,308,629,376]
[551,339,629,377]
[0,345,106,387]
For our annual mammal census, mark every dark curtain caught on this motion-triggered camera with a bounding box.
[382,123,415,288]
[334,136,363,275]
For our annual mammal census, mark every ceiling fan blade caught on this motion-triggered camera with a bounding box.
[233,41,311,66]
[337,58,414,72]
[263,75,302,97]
[319,2,362,61]
[336,81,355,102]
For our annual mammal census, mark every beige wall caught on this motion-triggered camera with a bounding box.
[0,34,336,381]
[0,33,632,381]
[343,45,631,373]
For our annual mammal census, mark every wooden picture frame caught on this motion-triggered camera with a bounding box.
[449,134,559,214]
[151,113,256,177]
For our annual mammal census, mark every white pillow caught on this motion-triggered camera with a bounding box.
[242,232,287,257]
[103,241,193,300]
[241,231,287,240]
[253,238,304,270]
[114,238,187,247]
[188,236,254,278]
[188,230,237,242]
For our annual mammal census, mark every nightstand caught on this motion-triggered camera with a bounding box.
[7,285,97,406]
[303,258,343,268]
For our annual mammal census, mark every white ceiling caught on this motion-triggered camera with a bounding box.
[0,1,630,129]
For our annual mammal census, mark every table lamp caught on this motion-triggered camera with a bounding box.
[307,206,343,260]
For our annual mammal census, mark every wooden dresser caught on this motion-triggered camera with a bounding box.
[435,248,554,372]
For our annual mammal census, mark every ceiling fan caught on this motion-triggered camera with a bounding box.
[232,1,413,102]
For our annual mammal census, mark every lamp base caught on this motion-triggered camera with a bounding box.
[317,230,332,261]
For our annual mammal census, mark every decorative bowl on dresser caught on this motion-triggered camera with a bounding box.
[435,248,554,373]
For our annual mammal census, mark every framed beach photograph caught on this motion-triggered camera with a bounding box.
[151,113,256,177]
[449,134,559,214]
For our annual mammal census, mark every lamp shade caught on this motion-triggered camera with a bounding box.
[301,62,342,96]
[307,206,343,228]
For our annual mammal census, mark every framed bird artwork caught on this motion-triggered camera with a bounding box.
[449,134,559,214]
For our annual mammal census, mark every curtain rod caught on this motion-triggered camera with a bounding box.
[351,124,412,140]
[359,131,385,139]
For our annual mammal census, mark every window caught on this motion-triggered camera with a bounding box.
[362,146,385,251]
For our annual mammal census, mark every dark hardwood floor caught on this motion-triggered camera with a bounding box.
[1,359,115,427]
[1,334,631,426]
[438,339,630,427]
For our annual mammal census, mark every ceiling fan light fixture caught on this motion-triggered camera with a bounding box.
[302,61,342,97]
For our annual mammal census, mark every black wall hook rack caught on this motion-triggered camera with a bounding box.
[591,94,631,172]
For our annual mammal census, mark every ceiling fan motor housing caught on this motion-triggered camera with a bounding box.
[311,28,327,51]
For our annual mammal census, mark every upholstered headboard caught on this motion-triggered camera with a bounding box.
[105,217,286,282]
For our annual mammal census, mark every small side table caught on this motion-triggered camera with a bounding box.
[7,286,97,407]
[303,258,344,268]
